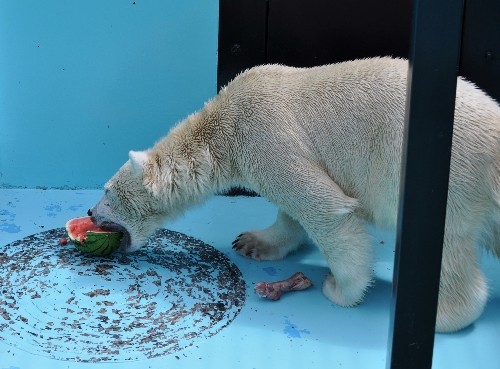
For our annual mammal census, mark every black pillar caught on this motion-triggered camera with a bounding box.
[387,0,465,368]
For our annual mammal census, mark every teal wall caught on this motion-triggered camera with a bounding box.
[0,0,219,188]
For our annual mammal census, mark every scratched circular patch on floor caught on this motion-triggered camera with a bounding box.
[0,228,246,362]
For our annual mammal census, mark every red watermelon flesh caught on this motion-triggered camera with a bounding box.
[66,216,108,243]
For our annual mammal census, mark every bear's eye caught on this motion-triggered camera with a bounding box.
[103,188,116,206]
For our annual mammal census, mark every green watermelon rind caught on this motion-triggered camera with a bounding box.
[65,217,122,256]
[76,231,122,256]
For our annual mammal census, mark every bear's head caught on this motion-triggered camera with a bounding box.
[89,151,166,253]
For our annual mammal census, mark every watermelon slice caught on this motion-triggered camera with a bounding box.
[65,216,122,256]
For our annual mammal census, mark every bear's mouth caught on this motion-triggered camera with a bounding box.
[91,219,131,252]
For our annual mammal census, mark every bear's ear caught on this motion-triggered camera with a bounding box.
[129,150,149,176]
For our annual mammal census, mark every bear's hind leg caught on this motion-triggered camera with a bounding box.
[232,209,308,260]
[436,234,488,332]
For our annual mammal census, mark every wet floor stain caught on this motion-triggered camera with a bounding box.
[283,318,311,339]
[45,204,62,218]
[0,223,21,233]
[0,210,20,233]
[5,199,19,208]
[67,204,84,211]
[262,266,277,276]
[0,210,16,220]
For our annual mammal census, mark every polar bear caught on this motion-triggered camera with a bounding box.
[89,57,500,333]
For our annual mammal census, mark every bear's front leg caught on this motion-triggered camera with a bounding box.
[315,211,373,307]
[232,209,307,260]
[267,166,372,307]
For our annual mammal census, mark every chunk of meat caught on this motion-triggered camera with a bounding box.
[254,272,312,300]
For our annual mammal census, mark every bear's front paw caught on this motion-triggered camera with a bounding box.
[231,232,284,260]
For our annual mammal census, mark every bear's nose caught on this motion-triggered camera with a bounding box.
[87,209,92,216]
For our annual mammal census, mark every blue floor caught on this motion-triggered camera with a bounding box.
[1,189,499,369]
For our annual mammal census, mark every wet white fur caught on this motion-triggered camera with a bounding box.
[93,57,500,333]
